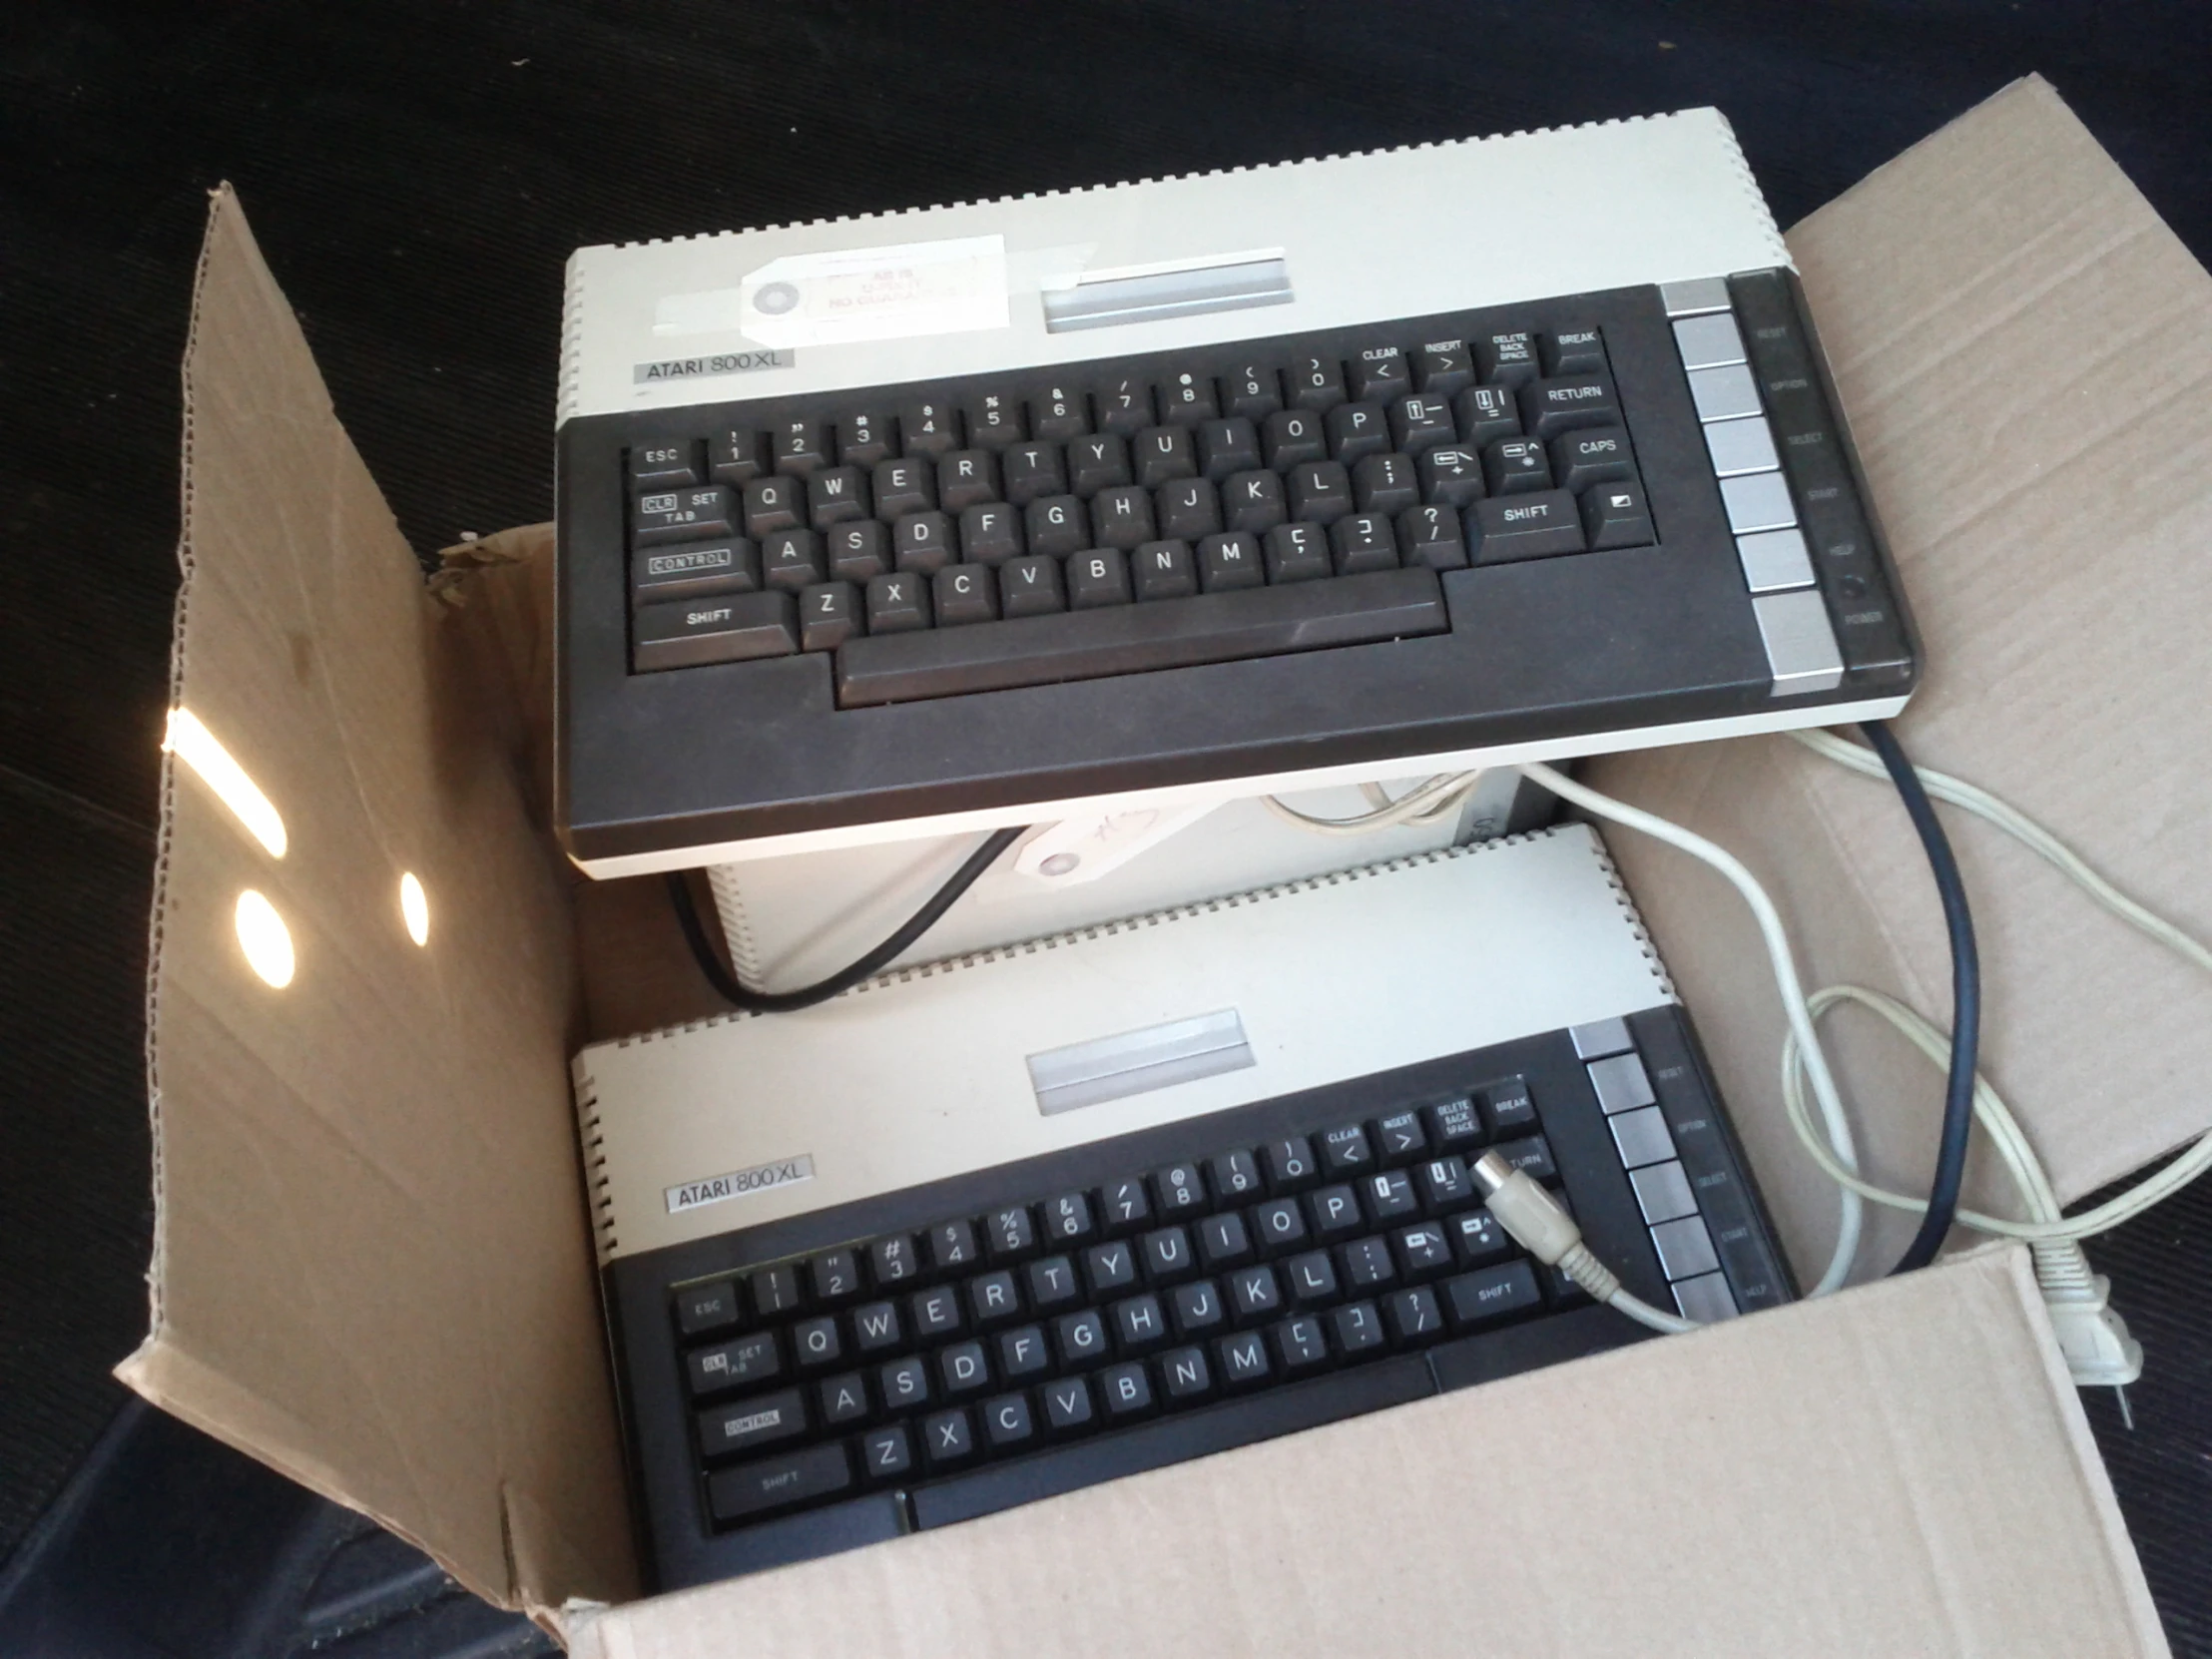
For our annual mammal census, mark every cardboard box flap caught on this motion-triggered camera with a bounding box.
[118,187,635,1609]
[567,1247,2164,1659]
[1589,77,2212,1280]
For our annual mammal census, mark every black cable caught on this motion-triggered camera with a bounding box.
[1860,721,1980,1275]
[666,826,1027,1014]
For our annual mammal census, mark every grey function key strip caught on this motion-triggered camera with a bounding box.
[606,1004,1795,1592]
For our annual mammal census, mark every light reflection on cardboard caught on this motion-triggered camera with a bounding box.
[166,708,287,857]
[234,890,294,987]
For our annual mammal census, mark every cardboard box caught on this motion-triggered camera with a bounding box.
[117,77,2207,1654]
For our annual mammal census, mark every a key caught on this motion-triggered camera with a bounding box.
[1152,1163,1207,1217]
[1210,1149,1263,1201]
[1387,394,1456,457]
[863,572,931,634]
[709,428,769,485]
[998,1326,1050,1379]
[1097,377,1154,436]
[852,1301,903,1352]
[879,1354,930,1411]
[1286,460,1352,525]
[1330,513,1397,574]
[1056,1308,1109,1367]
[981,1392,1036,1448]
[1160,370,1218,425]
[1492,1133,1559,1183]
[964,392,1024,449]
[1100,1177,1152,1233]
[635,483,738,546]
[1549,427,1636,493]
[1484,437,1552,495]
[892,511,955,574]
[1083,1239,1140,1297]
[938,450,999,511]
[761,529,826,592]
[1364,1170,1418,1223]
[1215,1331,1271,1387]
[871,456,936,518]
[631,437,700,489]
[1068,547,1133,608]
[1198,1211,1254,1270]
[1349,346,1412,402]
[933,564,998,627]
[1253,1199,1307,1254]
[1044,1191,1096,1243]
[1198,531,1266,591]
[800,581,859,651]
[1114,1292,1170,1350]
[1222,469,1288,534]
[1397,504,1466,570]
[1520,374,1621,439]
[927,1219,980,1271]
[1413,341,1475,395]
[1290,353,1347,410]
[1226,362,1283,419]
[1161,1345,1214,1401]
[674,1280,742,1338]
[749,1263,801,1318]
[771,419,830,475]
[1331,1300,1384,1356]
[821,1373,869,1425]
[1581,479,1656,549]
[1155,479,1221,542]
[1089,486,1155,550]
[1373,1110,1427,1161]
[986,1205,1036,1260]
[998,553,1066,617]
[807,465,869,527]
[792,1316,841,1369]
[959,503,1023,565]
[1066,433,1131,497]
[968,1270,1021,1326]
[860,1423,912,1481]
[1229,1264,1283,1323]
[1383,1285,1444,1344]
[632,540,760,607]
[911,1285,963,1340]
[837,410,894,467]
[1142,1225,1195,1281]
[1342,1236,1395,1290]
[898,399,959,457]
[1469,491,1585,563]
[1285,1249,1338,1304]
[1425,1097,1483,1151]
[1353,453,1419,516]
[1452,384,1520,449]
[1413,1154,1474,1210]
[1026,1256,1081,1309]
[1042,1375,1094,1433]
[1172,1279,1227,1336]
[1447,1209,1515,1267]
[688,1331,780,1396]
[1417,446,1485,508]
[1265,1136,1318,1190]
[1273,1315,1331,1372]
[1541,326,1608,376]
[1101,1361,1155,1417]
[737,476,802,538]
[1133,539,1198,601]
[1441,1261,1543,1329]
[1263,522,1331,584]
[1133,426,1196,488]
[938,1342,990,1395]
[708,1442,850,1522]
[922,1406,977,1466]
[1484,1078,1539,1132]
[1262,408,1328,471]
[1198,416,1262,480]
[1024,495,1088,558]
[632,592,797,672]
[1000,442,1065,506]
[1310,1185,1363,1241]
[1325,401,1389,463]
[1033,384,1089,440]
[1391,1223,1453,1278]
[1321,1124,1374,1176]
[1475,331,1539,386]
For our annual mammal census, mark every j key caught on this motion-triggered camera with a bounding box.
[1309,1184,1363,1241]
[1153,1163,1207,1217]
[1398,505,1467,570]
[1447,1209,1515,1267]
[1484,437,1552,495]
[968,1271,1022,1326]
[1113,1293,1169,1350]
[1287,461,1353,524]
[708,1442,850,1523]
[1413,341,1475,395]
[1033,384,1089,440]
[1027,1256,1081,1309]
[1264,1136,1318,1191]
[1274,1315,1331,1372]
[923,1407,977,1466]
[1042,1375,1095,1433]
[1321,1124,1374,1176]
[1374,1111,1427,1161]
[871,1234,920,1285]
[1142,1225,1196,1281]
[1211,1149,1264,1201]
[1290,353,1347,411]
[1001,443,1065,506]
[1413,1155,1474,1210]
[891,512,954,574]
[1199,416,1262,480]
[1226,362,1283,419]
[1067,434,1132,497]
[1325,401,1389,463]
[938,450,999,512]
[1199,531,1266,591]
[933,564,998,626]
[808,1250,862,1303]
[1044,1192,1096,1243]
[1330,514,1397,575]
[872,457,935,518]
[960,503,1023,565]
[1223,469,1287,533]
[852,1301,903,1352]
[709,428,769,485]
[633,540,760,606]
[1069,548,1133,608]
[1582,479,1657,549]
[1391,1223,1454,1278]
[1492,1133,1559,1183]
[1442,1261,1544,1330]
[964,393,1024,449]
[1354,452,1419,515]
[861,1424,912,1481]
[1452,384,1520,448]
[898,400,959,457]
[911,1285,963,1340]
[1263,523,1331,584]
[1542,326,1609,376]
[1090,487,1155,550]
[687,1331,780,1397]
[1134,426,1197,488]
[1388,395,1456,457]
[837,410,893,467]
[674,1281,741,1338]
[1425,1097,1483,1151]
[982,1392,1036,1449]
[1475,331,1539,386]
[986,1205,1036,1260]
[1470,491,1586,563]
[634,484,737,546]
[1262,409,1328,471]
[1285,1250,1338,1304]
[1228,1265,1282,1324]
[1133,539,1198,601]
[1160,370,1218,424]
[1252,1198,1309,1253]
[633,592,797,671]
[807,466,870,527]
[1550,427,1637,493]
[631,438,700,488]
[772,419,831,475]
[792,1316,841,1369]
[999,554,1066,616]
[1520,375,1621,439]
[1156,480,1221,541]
[1101,1362,1155,1417]
[1417,447,1484,508]
[1349,346,1412,402]
[1161,1346,1214,1401]
[928,1219,981,1271]
[1100,1178,1152,1233]
[1331,1300,1384,1357]
[1198,1212,1254,1270]
[1025,495,1088,557]
[1172,1279,1227,1336]
[1485,1078,1539,1132]
[1364,1170,1418,1224]
[1383,1286,1444,1345]
[1216,1330,1271,1387]
[762,530,826,592]
[1083,1240,1140,1297]
[1098,378,1154,436]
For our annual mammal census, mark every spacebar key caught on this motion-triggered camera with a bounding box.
[834,567,1445,707]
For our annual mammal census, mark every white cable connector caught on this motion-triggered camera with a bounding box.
[1470,1152,1698,1335]
[2031,1238,2144,1390]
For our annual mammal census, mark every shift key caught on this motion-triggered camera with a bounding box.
[709,1442,853,1523]
[635,592,798,672]
[1469,490,1586,564]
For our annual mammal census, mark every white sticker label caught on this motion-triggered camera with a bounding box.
[666,1153,815,1215]
[732,235,1010,347]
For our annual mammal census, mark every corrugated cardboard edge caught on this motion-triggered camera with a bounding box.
[559,1246,2165,1659]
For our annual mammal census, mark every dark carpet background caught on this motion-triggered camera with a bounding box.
[3,2,2208,1649]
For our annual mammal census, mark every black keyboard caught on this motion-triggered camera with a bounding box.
[606,1004,1794,1590]
[557,271,1918,865]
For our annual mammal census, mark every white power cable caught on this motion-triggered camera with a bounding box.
[1515,761,1866,1296]
[1263,770,1485,836]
